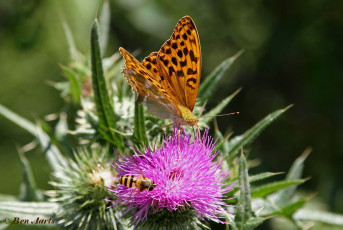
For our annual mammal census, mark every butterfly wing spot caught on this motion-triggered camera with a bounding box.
[183,47,188,55]
[172,43,178,49]
[171,57,178,65]
[187,68,197,75]
[189,50,198,63]
[176,70,184,77]
[186,78,197,90]
[169,66,175,75]
[180,60,187,67]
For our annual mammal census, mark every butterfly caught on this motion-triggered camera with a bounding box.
[119,16,201,126]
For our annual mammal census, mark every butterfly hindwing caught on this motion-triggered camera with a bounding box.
[157,16,201,111]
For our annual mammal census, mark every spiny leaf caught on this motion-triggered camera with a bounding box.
[0,194,16,202]
[35,123,68,172]
[286,148,311,181]
[228,105,293,158]
[235,153,253,228]
[0,104,37,135]
[274,148,311,207]
[249,172,284,184]
[61,18,78,60]
[0,104,67,172]
[90,20,124,152]
[133,102,147,147]
[294,209,343,226]
[61,65,81,103]
[244,217,265,230]
[198,50,244,104]
[278,198,308,217]
[201,88,241,125]
[213,119,231,153]
[251,179,306,198]
[18,150,43,202]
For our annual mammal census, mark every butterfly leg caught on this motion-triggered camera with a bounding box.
[159,122,174,136]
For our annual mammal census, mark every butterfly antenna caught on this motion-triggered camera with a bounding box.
[200,112,240,119]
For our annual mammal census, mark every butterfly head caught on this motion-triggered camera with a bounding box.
[185,116,198,126]
[177,105,198,126]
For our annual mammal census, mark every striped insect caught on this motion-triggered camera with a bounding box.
[119,175,156,191]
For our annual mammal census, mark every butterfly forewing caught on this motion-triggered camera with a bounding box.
[157,16,201,111]
[141,52,181,105]
[119,48,181,120]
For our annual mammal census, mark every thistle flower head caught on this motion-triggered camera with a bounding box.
[108,126,234,227]
[47,148,127,229]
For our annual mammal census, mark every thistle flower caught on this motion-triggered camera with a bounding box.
[108,126,235,228]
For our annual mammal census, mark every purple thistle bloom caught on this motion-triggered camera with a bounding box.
[108,126,234,226]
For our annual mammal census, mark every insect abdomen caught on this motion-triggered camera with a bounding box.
[119,175,137,188]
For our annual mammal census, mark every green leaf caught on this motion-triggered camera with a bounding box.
[99,0,110,55]
[286,148,310,181]
[133,102,147,146]
[235,153,253,228]
[200,88,241,125]
[0,104,67,172]
[198,50,244,104]
[18,151,43,201]
[244,217,265,230]
[47,81,69,97]
[275,148,311,206]
[228,105,293,158]
[54,112,68,142]
[213,119,231,153]
[61,65,81,103]
[0,195,16,202]
[35,124,69,172]
[90,20,124,152]
[0,104,37,135]
[61,18,78,60]
[294,209,343,226]
[249,172,284,183]
[251,179,306,198]
[278,198,307,217]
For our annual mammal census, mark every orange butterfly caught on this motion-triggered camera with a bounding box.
[119,16,201,126]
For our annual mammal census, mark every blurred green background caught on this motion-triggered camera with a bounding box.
[0,0,342,228]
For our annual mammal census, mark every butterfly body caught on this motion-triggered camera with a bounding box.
[120,16,201,126]
[176,104,198,126]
